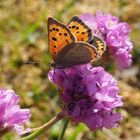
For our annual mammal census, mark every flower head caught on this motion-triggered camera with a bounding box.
[0,89,31,135]
[80,11,133,69]
[48,64,123,130]
[95,11,119,34]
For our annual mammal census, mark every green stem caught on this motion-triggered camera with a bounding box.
[93,131,97,140]
[21,111,65,140]
[58,119,69,140]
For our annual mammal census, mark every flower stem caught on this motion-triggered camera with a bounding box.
[58,118,69,140]
[21,111,65,140]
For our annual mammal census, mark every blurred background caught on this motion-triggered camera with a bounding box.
[0,0,140,139]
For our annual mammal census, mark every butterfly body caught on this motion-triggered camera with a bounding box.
[48,16,105,67]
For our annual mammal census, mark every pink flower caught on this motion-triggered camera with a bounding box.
[95,11,119,34]
[48,64,123,130]
[0,89,31,135]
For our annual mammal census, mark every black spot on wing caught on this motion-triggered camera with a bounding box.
[52,37,57,41]
[64,33,67,36]
[72,26,76,28]
[76,27,79,30]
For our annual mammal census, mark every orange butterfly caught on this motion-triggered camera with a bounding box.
[47,16,105,67]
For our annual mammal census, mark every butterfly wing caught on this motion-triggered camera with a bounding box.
[90,36,106,57]
[48,17,75,59]
[67,16,93,42]
[55,42,99,67]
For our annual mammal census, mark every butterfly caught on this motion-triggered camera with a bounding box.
[47,16,106,67]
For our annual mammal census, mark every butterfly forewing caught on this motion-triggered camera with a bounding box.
[67,16,93,42]
[48,17,75,59]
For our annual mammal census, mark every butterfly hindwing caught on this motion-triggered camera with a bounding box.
[48,17,75,59]
[54,42,99,67]
[67,16,93,42]
[90,36,106,57]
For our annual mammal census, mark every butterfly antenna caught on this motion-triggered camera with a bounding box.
[24,61,40,67]
[36,48,52,67]
[25,61,39,64]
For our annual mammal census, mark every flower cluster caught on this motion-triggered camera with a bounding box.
[48,64,123,130]
[80,11,133,69]
[0,89,31,135]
